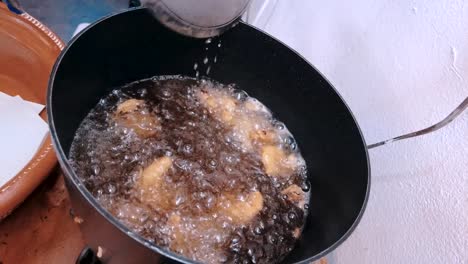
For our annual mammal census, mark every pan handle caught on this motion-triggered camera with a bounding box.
[1,0,22,14]
[76,247,102,264]
[368,96,468,149]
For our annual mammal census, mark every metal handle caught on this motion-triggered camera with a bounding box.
[76,247,102,264]
[368,96,468,149]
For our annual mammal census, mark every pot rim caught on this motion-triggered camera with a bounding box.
[47,7,371,264]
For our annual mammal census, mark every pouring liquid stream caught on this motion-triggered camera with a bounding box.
[194,38,222,78]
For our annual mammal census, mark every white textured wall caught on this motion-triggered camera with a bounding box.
[249,0,468,263]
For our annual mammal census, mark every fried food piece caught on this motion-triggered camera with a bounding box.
[198,90,217,109]
[167,214,187,252]
[114,99,159,138]
[281,184,306,209]
[220,98,237,124]
[293,227,301,239]
[167,213,181,227]
[166,214,226,261]
[198,89,282,152]
[116,99,143,114]
[197,89,238,125]
[218,191,264,224]
[139,156,173,188]
[250,129,280,145]
[244,98,270,114]
[261,145,298,177]
[229,117,257,150]
[137,156,174,210]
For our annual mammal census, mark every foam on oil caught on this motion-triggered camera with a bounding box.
[69,76,310,264]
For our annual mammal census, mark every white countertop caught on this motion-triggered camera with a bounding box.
[250,0,468,263]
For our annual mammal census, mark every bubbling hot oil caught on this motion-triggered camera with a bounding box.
[69,76,310,264]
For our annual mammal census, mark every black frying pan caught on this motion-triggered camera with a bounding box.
[47,7,370,264]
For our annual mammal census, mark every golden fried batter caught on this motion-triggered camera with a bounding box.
[261,145,298,177]
[281,184,306,209]
[218,191,264,224]
[137,156,174,210]
[114,99,160,138]
[197,89,238,125]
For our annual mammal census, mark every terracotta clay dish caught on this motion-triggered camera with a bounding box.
[0,2,64,219]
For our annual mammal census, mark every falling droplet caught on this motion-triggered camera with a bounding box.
[194,63,198,70]
[206,66,211,75]
[203,57,209,64]
[205,38,212,44]
[214,56,217,63]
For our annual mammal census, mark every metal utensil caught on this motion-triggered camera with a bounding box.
[140,0,251,38]
[368,96,468,149]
